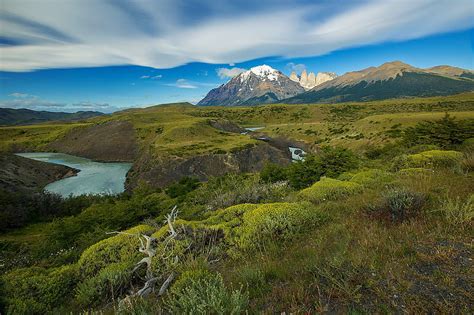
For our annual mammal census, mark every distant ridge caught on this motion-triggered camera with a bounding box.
[282,61,474,104]
[0,108,104,126]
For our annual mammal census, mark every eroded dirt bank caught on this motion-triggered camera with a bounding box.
[47,121,138,162]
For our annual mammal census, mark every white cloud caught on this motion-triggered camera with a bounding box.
[216,67,247,79]
[286,63,306,74]
[0,97,66,109]
[1,0,473,72]
[168,79,198,89]
[9,92,34,98]
[141,74,162,80]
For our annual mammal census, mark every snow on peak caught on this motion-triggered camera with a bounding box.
[241,64,280,82]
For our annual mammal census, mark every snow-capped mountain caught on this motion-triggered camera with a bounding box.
[198,65,304,106]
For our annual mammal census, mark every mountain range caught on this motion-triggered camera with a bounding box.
[0,108,104,126]
[198,61,474,106]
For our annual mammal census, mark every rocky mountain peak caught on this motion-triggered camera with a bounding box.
[198,64,304,106]
[291,69,337,90]
[241,65,280,82]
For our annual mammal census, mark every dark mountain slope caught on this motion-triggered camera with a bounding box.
[0,108,104,126]
[283,62,474,104]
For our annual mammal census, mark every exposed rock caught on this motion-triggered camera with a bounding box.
[126,142,291,189]
[0,153,78,193]
[47,120,138,162]
[300,69,309,88]
[290,70,337,90]
[289,71,299,82]
[315,72,338,87]
[208,119,245,133]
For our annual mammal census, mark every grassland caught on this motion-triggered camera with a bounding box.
[0,93,473,313]
[1,93,473,157]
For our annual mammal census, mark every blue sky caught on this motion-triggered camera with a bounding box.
[0,0,473,112]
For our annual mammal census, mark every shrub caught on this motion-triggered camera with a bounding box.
[78,225,156,278]
[165,270,248,314]
[345,169,394,188]
[435,195,474,227]
[403,114,474,148]
[166,177,201,199]
[260,162,288,183]
[368,189,426,223]
[236,202,327,251]
[287,146,359,189]
[299,177,363,203]
[406,150,463,168]
[75,261,133,307]
[188,174,291,211]
[1,264,78,314]
[392,150,463,170]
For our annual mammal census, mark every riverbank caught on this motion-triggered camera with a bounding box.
[0,153,79,194]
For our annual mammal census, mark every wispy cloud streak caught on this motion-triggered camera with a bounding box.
[1,0,473,72]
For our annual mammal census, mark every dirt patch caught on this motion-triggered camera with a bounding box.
[47,120,138,162]
[0,153,78,193]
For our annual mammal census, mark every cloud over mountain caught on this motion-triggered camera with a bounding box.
[216,67,247,79]
[1,0,473,72]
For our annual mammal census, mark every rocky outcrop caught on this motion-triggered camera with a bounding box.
[315,72,338,87]
[292,70,338,90]
[0,153,78,193]
[47,120,138,162]
[125,142,291,189]
[208,119,245,133]
[290,71,299,82]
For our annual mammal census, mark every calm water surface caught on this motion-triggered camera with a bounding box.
[16,152,132,197]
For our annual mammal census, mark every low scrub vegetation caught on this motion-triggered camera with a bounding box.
[299,177,362,203]
[1,96,474,313]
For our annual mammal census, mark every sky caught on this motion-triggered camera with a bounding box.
[0,0,473,113]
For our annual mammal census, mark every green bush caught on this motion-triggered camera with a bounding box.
[403,113,474,148]
[75,261,133,307]
[299,177,363,203]
[236,202,327,251]
[165,270,248,314]
[392,150,463,170]
[368,189,426,223]
[78,225,155,278]
[1,264,78,314]
[166,177,201,199]
[260,162,288,183]
[188,174,291,211]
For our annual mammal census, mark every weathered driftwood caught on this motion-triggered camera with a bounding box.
[108,206,180,306]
